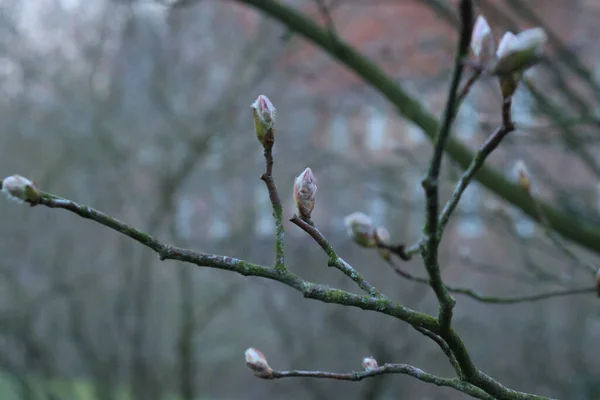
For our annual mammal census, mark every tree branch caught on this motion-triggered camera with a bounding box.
[267,364,495,400]
[421,0,473,335]
[290,215,381,297]
[232,0,600,255]
[261,146,286,272]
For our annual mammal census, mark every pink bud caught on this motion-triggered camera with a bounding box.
[251,95,276,148]
[244,347,272,378]
[362,356,379,371]
[471,15,495,65]
[344,212,376,248]
[293,167,317,221]
[1,175,39,204]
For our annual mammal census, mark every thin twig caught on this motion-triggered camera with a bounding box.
[414,327,463,378]
[438,99,515,236]
[266,364,494,400]
[377,238,424,261]
[387,260,595,303]
[290,215,381,297]
[421,0,473,335]
[260,146,286,272]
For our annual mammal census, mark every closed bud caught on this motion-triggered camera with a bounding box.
[293,167,317,221]
[492,28,547,76]
[344,212,376,248]
[1,175,40,204]
[374,226,392,262]
[471,15,495,65]
[362,356,378,371]
[514,160,531,192]
[251,95,276,149]
[245,347,272,379]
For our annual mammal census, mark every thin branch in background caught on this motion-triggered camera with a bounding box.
[421,0,474,334]
[414,327,463,378]
[290,215,381,297]
[314,0,337,38]
[384,259,595,304]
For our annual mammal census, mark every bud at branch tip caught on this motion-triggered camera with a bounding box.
[293,167,317,221]
[1,175,40,204]
[251,95,276,149]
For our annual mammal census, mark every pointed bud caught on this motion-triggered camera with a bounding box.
[362,356,378,371]
[344,212,376,248]
[492,28,547,76]
[293,167,317,221]
[1,175,40,204]
[514,160,531,192]
[251,95,276,149]
[374,226,392,262]
[596,269,600,298]
[471,15,495,65]
[245,348,272,379]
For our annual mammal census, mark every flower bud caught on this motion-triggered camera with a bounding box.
[344,212,376,248]
[245,347,272,378]
[374,226,392,262]
[362,356,378,371]
[1,175,40,204]
[251,95,276,149]
[492,28,547,76]
[293,167,317,221]
[471,15,495,65]
[514,160,531,192]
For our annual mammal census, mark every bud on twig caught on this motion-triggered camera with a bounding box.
[344,212,376,248]
[245,347,272,379]
[251,95,276,149]
[362,356,378,371]
[1,175,40,204]
[471,15,495,66]
[491,28,547,76]
[494,32,521,99]
[514,160,531,193]
[374,226,392,262]
[293,167,317,221]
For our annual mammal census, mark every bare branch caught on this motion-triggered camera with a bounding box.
[266,364,495,400]
[421,0,474,334]
[290,214,381,297]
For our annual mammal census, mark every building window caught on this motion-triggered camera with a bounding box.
[456,182,483,239]
[329,114,349,152]
[366,106,387,151]
[254,186,274,236]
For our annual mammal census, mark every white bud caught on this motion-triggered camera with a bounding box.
[344,212,376,248]
[493,28,547,75]
[1,175,39,204]
[362,356,379,371]
[244,347,272,378]
[471,15,495,65]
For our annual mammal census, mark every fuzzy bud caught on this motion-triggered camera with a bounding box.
[245,348,272,379]
[374,226,392,262]
[362,356,378,371]
[293,167,317,221]
[514,160,531,192]
[471,15,495,65]
[251,95,276,149]
[492,28,547,76]
[344,212,376,248]
[1,175,40,204]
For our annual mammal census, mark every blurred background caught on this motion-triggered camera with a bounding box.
[0,0,599,399]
